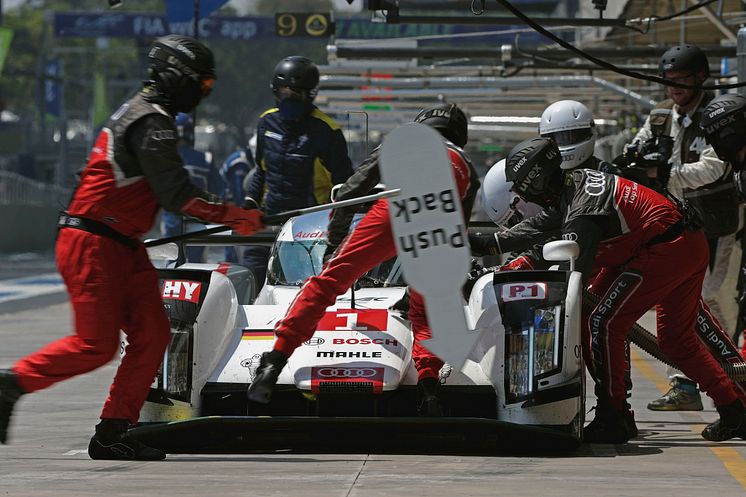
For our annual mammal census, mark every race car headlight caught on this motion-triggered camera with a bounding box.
[161,329,192,402]
[505,304,561,403]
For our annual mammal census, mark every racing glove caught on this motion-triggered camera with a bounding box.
[468,233,500,256]
[181,197,265,236]
[219,205,265,236]
[499,254,536,271]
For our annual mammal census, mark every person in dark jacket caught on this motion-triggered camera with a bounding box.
[0,35,264,460]
[630,45,739,412]
[242,56,353,287]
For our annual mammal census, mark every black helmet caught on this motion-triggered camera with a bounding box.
[271,56,319,101]
[659,44,709,78]
[147,35,216,113]
[700,93,746,169]
[414,103,468,148]
[505,137,563,207]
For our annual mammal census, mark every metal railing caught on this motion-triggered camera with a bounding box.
[0,170,71,207]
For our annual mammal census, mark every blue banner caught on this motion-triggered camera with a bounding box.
[44,60,61,117]
[53,12,551,44]
[54,13,274,40]
[164,0,230,23]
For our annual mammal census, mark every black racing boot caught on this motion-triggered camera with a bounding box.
[88,419,166,460]
[623,402,639,439]
[701,400,746,442]
[0,369,25,444]
[416,377,444,417]
[246,350,287,404]
[583,404,635,444]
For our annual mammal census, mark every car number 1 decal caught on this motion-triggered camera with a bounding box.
[316,308,388,331]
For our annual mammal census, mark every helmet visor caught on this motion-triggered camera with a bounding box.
[510,170,554,207]
[543,128,593,147]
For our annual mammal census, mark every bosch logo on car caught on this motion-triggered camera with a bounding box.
[304,337,325,346]
[316,367,379,378]
[331,338,398,346]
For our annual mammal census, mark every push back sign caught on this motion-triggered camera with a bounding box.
[379,123,477,369]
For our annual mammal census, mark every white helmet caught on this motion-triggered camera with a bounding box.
[481,159,543,227]
[539,100,596,170]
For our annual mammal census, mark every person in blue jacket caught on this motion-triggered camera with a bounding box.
[161,112,222,262]
[243,56,353,287]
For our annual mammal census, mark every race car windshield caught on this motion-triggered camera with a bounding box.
[267,240,325,286]
[266,240,405,287]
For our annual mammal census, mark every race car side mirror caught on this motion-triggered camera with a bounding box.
[145,242,179,262]
[543,240,580,272]
[330,184,342,202]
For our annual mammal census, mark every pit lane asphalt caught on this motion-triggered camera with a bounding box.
[1,295,745,496]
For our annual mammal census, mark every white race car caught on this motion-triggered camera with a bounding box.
[130,211,585,453]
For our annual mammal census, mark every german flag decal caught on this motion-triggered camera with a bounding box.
[241,330,275,341]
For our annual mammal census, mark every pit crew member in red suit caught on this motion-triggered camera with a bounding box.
[0,35,264,460]
[246,104,479,416]
[469,137,746,444]
[700,92,746,358]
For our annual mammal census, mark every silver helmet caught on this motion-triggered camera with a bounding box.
[481,158,542,227]
[539,100,596,170]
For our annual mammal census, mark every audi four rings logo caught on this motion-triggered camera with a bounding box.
[583,170,606,196]
[316,368,378,378]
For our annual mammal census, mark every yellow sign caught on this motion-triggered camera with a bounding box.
[305,14,328,37]
[275,13,333,38]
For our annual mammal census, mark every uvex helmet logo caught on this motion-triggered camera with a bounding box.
[512,155,528,173]
[704,114,737,134]
[417,108,451,122]
[708,106,726,119]
[517,163,542,192]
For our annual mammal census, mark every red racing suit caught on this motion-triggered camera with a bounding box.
[494,169,744,411]
[12,92,245,424]
[273,143,477,381]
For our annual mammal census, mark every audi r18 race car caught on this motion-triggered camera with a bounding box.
[130,211,585,454]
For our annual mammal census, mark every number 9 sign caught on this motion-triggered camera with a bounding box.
[275,13,297,37]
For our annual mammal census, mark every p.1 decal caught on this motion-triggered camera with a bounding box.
[500,282,547,302]
[162,280,202,303]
